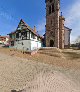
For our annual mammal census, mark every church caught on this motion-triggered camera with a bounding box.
[45,0,72,49]
[8,0,71,52]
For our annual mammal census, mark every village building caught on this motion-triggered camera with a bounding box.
[8,19,43,51]
[9,0,71,52]
[0,36,9,45]
[45,0,72,49]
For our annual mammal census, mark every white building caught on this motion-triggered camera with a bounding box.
[0,36,9,45]
[64,26,72,48]
[9,19,43,52]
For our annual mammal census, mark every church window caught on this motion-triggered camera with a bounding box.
[52,4,55,12]
[49,6,51,14]
[50,0,53,3]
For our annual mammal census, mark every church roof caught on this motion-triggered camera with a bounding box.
[64,26,72,31]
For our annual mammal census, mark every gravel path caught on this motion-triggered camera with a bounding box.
[0,51,80,92]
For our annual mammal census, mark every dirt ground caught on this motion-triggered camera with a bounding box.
[0,47,80,92]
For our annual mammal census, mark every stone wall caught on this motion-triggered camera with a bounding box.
[45,0,60,48]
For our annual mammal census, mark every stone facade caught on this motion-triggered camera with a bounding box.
[45,0,71,49]
[45,0,60,48]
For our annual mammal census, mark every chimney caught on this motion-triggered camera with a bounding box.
[34,26,36,33]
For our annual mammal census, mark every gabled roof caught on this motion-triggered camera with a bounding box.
[9,19,43,39]
[0,36,9,38]
[64,26,72,31]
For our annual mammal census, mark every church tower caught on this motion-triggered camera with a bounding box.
[45,0,60,48]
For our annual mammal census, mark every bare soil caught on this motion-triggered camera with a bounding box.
[0,47,80,92]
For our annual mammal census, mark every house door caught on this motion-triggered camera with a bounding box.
[50,40,54,47]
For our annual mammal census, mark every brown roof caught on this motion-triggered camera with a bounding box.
[0,36,9,39]
[9,19,43,39]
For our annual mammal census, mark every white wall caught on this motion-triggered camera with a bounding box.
[31,40,41,50]
[38,41,42,48]
[10,39,42,51]
[14,40,31,51]
[30,32,42,50]
[10,32,42,51]
[64,30,70,45]
[31,40,38,50]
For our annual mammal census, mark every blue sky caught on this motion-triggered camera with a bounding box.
[0,0,80,43]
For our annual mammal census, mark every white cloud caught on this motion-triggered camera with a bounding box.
[64,0,80,43]
[0,11,15,21]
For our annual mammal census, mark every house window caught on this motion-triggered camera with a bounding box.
[37,37,39,40]
[31,33,33,38]
[10,34,12,38]
[52,4,55,12]
[37,37,41,41]
[34,35,36,39]
[49,6,51,14]
[19,33,21,37]
[11,41,14,46]
[31,33,35,39]
[21,32,27,40]
[27,31,30,39]
[16,33,19,38]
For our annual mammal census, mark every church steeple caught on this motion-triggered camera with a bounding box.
[45,0,60,48]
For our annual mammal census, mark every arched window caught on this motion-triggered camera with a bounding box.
[49,6,51,14]
[50,0,53,3]
[52,4,55,12]
[50,40,54,47]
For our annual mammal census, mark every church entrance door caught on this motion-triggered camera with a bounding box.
[50,40,54,47]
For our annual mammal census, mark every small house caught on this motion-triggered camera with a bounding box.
[8,19,43,52]
[0,36,9,45]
